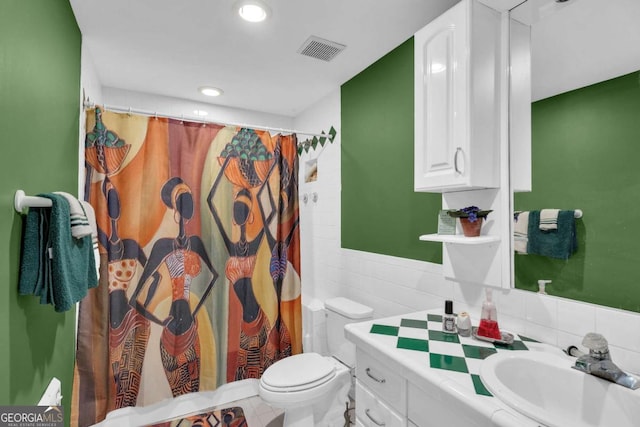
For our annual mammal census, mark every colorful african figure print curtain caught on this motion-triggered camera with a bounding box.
[72,108,302,426]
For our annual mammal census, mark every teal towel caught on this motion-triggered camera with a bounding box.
[527,210,578,260]
[19,193,98,312]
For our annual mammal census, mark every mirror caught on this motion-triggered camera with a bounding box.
[509,0,640,310]
[512,0,640,101]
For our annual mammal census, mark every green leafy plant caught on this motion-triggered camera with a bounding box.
[447,206,492,223]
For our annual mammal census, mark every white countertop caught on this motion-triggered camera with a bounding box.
[345,309,543,426]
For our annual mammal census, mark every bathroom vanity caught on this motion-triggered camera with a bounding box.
[345,310,542,427]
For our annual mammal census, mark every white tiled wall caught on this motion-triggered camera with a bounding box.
[294,89,640,375]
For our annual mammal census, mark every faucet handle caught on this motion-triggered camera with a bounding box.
[582,332,610,360]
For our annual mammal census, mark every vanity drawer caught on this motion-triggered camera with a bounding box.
[356,349,407,412]
[356,381,406,427]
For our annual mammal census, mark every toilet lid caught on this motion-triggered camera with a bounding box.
[261,353,336,392]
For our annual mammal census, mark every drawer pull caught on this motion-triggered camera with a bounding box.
[365,368,386,384]
[365,409,386,426]
[454,146,464,174]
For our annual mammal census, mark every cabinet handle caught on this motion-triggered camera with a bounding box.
[365,368,386,383]
[454,147,464,174]
[365,409,386,426]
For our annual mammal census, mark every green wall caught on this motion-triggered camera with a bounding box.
[341,38,442,263]
[0,0,81,422]
[515,71,640,313]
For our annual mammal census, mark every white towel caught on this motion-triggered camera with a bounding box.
[514,211,529,254]
[81,200,101,275]
[54,192,92,239]
[539,209,560,231]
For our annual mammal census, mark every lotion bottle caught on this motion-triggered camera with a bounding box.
[538,280,551,295]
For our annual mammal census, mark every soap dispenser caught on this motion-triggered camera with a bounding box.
[477,288,501,340]
[538,280,551,295]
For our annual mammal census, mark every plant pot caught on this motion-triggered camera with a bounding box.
[460,217,483,237]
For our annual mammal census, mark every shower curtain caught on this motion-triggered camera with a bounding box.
[72,108,302,426]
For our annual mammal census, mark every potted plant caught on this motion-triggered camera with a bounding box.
[447,206,492,237]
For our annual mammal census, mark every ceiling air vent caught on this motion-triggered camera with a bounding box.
[297,36,346,62]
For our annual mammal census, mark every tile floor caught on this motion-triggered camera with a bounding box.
[232,396,284,427]
[235,396,355,427]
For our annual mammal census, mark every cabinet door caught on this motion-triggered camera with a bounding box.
[414,0,469,192]
[356,350,406,412]
[356,382,407,427]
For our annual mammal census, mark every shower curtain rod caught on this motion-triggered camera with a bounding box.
[83,102,331,138]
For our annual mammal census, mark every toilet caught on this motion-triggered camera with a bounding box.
[259,297,373,427]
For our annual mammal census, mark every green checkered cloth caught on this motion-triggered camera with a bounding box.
[369,314,538,397]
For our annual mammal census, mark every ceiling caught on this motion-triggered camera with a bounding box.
[69,0,459,117]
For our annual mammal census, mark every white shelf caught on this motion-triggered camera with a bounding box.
[419,234,500,245]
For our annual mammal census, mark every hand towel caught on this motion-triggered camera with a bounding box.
[54,191,93,239]
[513,211,529,254]
[539,208,560,231]
[527,210,577,260]
[19,203,49,299]
[18,193,98,312]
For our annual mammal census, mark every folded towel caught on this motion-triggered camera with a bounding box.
[54,191,93,239]
[527,210,577,260]
[513,211,529,254]
[19,193,98,312]
[539,209,560,231]
[81,200,101,275]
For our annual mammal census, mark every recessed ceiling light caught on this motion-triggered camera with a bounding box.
[199,86,223,97]
[234,0,271,23]
[193,110,209,117]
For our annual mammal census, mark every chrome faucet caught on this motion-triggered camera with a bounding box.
[572,332,640,390]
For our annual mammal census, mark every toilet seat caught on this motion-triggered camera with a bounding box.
[260,353,336,392]
[259,353,350,412]
[261,353,335,391]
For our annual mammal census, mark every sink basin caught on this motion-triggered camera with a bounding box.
[480,351,640,427]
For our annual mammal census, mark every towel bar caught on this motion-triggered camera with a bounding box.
[517,209,583,219]
[14,190,52,213]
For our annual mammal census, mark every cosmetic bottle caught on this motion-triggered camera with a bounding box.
[457,312,471,337]
[442,300,457,334]
[477,288,501,340]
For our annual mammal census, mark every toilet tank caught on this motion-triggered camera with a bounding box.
[325,297,373,368]
[302,298,326,354]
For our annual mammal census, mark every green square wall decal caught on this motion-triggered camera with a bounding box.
[429,353,468,373]
[428,330,460,344]
[463,344,497,360]
[400,318,428,329]
[370,324,399,336]
[496,340,529,351]
[471,374,492,396]
[427,314,442,322]
[518,335,539,343]
[397,337,429,352]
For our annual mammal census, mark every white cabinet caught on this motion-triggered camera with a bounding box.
[414,0,502,192]
[408,382,494,427]
[355,349,407,426]
[356,382,406,427]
